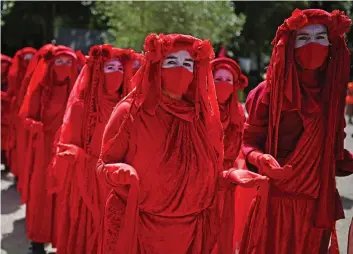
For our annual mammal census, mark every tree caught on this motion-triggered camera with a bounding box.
[93,1,245,51]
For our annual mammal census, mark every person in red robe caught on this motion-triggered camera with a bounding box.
[14,44,56,196]
[96,33,267,254]
[211,57,254,251]
[240,9,353,254]
[211,57,248,170]
[49,44,135,254]
[346,81,353,124]
[18,45,79,254]
[5,47,36,176]
[1,54,12,171]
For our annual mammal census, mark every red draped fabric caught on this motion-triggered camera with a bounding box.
[13,45,56,195]
[4,47,37,175]
[211,57,248,170]
[48,44,135,254]
[95,33,252,254]
[1,54,12,155]
[18,45,78,244]
[211,57,254,252]
[241,9,353,254]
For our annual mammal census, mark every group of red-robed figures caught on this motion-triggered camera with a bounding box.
[1,8,353,254]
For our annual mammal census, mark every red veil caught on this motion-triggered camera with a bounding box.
[240,9,353,254]
[18,45,78,244]
[49,44,135,254]
[211,57,248,169]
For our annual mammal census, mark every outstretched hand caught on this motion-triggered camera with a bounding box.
[105,163,139,186]
[223,169,268,188]
[258,154,292,180]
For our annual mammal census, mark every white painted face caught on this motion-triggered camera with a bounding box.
[54,56,73,66]
[23,53,34,61]
[104,59,123,73]
[295,24,329,49]
[214,69,234,84]
[162,50,194,72]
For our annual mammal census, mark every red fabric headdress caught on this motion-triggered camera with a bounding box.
[75,50,87,71]
[1,54,12,89]
[132,33,219,124]
[6,47,37,98]
[62,44,135,152]
[19,45,78,120]
[265,9,351,228]
[211,57,248,126]
[16,44,55,109]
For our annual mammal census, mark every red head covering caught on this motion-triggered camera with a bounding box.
[19,45,78,121]
[132,33,219,124]
[62,44,135,151]
[131,52,145,75]
[16,44,55,110]
[75,50,87,72]
[212,57,248,124]
[6,47,37,98]
[1,54,12,90]
[211,57,248,169]
[264,9,351,228]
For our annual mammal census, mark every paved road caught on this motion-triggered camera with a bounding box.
[1,125,353,254]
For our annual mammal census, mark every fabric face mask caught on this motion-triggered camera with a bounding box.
[104,59,124,94]
[161,50,194,96]
[161,67,193,95]
[104,71,124,94]
[295,43,328,70]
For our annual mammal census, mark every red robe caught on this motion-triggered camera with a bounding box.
[19,47,78,244]
[5,47,36,176]
[242,81,353,253]
[97,95,228,254]
[50,45,135,254]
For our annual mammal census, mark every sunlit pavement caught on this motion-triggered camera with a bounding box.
[1,123,353,254]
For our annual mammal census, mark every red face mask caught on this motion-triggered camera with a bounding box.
[104,71,123,94]
[295,43,329,70]
[215,81,233,102]
[161,67,193,96]
[54,65,72,82]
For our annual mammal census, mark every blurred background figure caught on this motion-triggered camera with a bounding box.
[346,79,353,125]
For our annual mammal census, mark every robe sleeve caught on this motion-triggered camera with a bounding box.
[60,100,85,147]
[19,85,42,121]
[242,83,269,173]
[97,100,132,180]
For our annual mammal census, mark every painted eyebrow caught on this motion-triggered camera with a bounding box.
[297,31,327,36]
[166,56,177,60]
[185,58,193,62]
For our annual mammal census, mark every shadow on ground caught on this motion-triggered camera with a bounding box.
[1,218,29,254]
[341,196,353,210]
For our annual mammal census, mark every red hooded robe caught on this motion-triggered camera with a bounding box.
[96,33,251,254]
[241,9,353,254]
[1,54,12,155]
[49,44,135,254]
[5,47,37,175]
[18,45,78,244]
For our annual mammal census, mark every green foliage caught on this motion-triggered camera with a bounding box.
[93,1,245,50]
